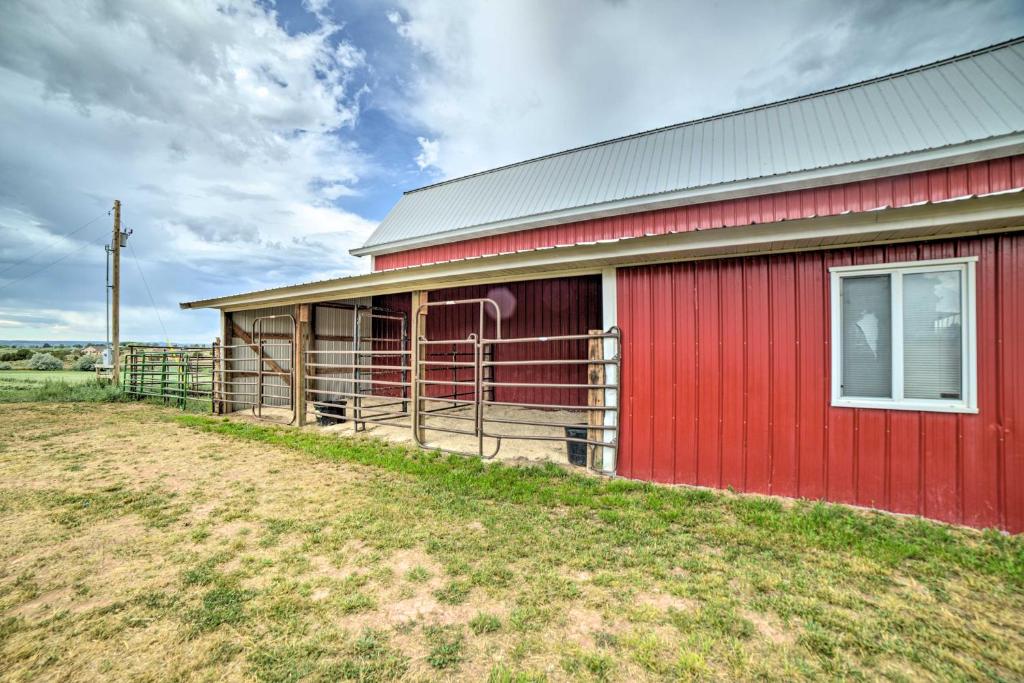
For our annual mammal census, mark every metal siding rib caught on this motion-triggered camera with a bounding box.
[774,104,799,175]
[905,71,959,146]
[661,126,684,194]
[852,86,894,159]
[613,136,640,202]
[829,92,861,164]
[698,118,714,187]
[928,66,989,140]
[741,109,757,181]
[947,60,1009,135]
[630,134,653,200]
[361,39,1024,251]
[957,59,1022,130]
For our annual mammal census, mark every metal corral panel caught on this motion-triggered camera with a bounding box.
[364,39,1024,253]
[376,155,1024,270]
[616,233,1024,532]
[375,275,602,406]
[310,298,370,400]
[228,305,294,409]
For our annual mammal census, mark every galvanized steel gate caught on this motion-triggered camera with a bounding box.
[212,314,295,424]
[414,298,502,458]
[304,303,412,430]
[413,297,621,470]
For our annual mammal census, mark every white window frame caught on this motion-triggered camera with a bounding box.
[829,256,977,414]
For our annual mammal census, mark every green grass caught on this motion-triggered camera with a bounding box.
[0,369,96,384]
[0,371,124,403]
[1,402,1022,681]
[469,612,502,635]
[176,414,1024,587]
[0,370,213,409]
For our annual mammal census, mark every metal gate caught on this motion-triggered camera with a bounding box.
[413,297,621,471]
[213,314,295,424]
[123,345,215,408]
[304,304,411,430]
[480,328,620,471]
[252,314,295,423]
[413,298,502,458]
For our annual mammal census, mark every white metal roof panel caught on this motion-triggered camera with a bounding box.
[360,38,1024,254]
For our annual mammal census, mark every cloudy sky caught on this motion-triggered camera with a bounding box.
[0,0,1022,342]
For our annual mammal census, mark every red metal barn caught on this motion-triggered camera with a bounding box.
[182,39,1024,532]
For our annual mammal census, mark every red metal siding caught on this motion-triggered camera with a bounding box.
[617,233,1024,532]
[375,276,602,406]
[375,155,1024,271]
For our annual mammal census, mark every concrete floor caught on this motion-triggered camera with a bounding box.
[235,397,600,467]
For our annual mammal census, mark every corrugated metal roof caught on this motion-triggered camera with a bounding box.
[359,37,1024,255]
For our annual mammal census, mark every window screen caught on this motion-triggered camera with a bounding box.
[903,270,962,400]
[841,275,892,398]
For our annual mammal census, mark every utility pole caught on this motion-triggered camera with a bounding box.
[111,200,121,385]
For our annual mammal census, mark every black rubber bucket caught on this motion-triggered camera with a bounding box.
[316,398,347,426]
[565,426,588,467]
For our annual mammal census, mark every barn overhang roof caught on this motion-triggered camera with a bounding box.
[182,191,1024,312]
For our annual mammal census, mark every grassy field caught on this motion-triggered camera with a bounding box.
[0,371,121,403]
[0,370,96,384]
[0,402,1022,681]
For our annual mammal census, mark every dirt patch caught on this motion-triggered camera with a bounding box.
[307,554,357,581]
[743,610,795,646]
[386,547,443,579]
[561,606,609,648]
[637,590,698,613]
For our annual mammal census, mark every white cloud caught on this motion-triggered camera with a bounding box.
[0,0,377,342]
[389,0,1024,179]
[386,10,403,25]
[414,137,440,170]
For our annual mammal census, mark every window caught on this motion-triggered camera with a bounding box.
[830,257,977,413]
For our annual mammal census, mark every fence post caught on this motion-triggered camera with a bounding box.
[212,338,220,414]
[160,351,168,404]
[139,349,147,397]
[410,290,427,443]
[178,351,186,409]
[221,312,233,414]
[294,304,310,426]
[587,330,606,471]
[122,346,130,393]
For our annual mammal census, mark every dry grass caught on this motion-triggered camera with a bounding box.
[1,401,1022,681]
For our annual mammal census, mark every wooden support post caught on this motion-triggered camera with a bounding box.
[410,290,427,443]
[587,330,606,471]
[295,304,311,426]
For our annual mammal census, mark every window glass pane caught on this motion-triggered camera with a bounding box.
[841,275,892,398]
[903,270,962,400]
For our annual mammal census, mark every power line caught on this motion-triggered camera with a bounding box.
[126,240,171,346]
[0,208,111,278]
[0,228,111,293]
